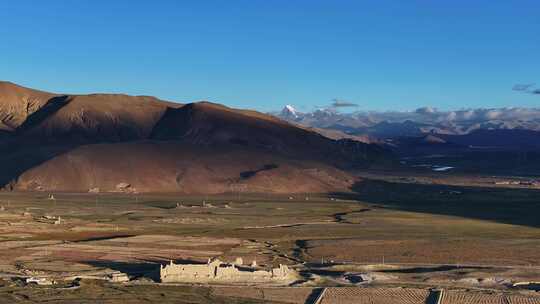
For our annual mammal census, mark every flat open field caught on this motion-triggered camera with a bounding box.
[0,279,271,304]
[0,177,538,302]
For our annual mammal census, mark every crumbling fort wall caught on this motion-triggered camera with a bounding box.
[160,258,297,284]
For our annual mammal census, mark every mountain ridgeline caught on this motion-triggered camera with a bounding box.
[276,105,540,149]
[0,81,390,194]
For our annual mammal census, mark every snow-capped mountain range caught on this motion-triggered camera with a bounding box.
[273,105,540,139]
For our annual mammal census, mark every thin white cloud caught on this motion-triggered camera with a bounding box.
[352,107,540,124]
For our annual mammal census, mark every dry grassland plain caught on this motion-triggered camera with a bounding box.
[0,178,538,302]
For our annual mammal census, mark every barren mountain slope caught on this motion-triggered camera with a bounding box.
[0,82,389,193]
[151,102,388,167]
[17,94,182,142]
[1,82,182,141]
[14,142,354,193]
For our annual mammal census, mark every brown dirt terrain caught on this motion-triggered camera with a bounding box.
[0,279,268,304]
[320,287,430,304]
[441,290,540,304]
[212,286,315,303]
[0,81,56,131]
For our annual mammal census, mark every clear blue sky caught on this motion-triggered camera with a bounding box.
[1,0,538,112]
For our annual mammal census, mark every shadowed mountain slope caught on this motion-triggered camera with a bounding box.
[150,102,389,168]
[14,142,355,193]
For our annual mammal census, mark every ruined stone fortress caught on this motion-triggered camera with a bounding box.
[160,258,298,285]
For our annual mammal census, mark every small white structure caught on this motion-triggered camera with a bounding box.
[26,277,53,285]
[108,271,129,283]
[88,187,100,193]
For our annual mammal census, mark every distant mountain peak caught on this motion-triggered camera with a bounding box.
[281,104,299,119]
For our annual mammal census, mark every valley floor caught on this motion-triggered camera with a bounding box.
[0,179,538,303]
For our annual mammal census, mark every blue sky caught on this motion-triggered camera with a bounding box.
[1,0,538,112]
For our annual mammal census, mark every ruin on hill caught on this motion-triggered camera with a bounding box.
[160,258,298,285]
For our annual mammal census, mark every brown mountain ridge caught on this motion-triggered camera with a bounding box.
[0,81,390,193]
